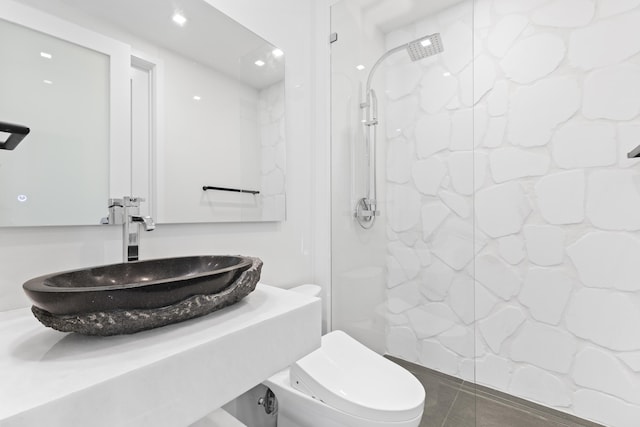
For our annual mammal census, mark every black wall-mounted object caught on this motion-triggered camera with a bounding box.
[628,144,640,158]
[202,185,260,195]
[0,121,30,150]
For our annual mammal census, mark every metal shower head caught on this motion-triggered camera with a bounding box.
[406,33,444,61]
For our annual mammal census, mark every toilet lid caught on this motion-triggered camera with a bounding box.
[290,330,425,422]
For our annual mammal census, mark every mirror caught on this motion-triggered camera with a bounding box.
[0,0,286,226]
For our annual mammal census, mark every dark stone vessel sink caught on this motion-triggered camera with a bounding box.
[23,255,262,336]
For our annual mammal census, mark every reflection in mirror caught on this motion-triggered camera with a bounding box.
[0,14,111,226]
[1,0,286,226]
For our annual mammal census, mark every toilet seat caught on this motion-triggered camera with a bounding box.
[290,330,425,423]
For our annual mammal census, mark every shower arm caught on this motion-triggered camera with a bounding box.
[363,44,408,104]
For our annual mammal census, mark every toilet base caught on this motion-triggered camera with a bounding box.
[264,369,423,427]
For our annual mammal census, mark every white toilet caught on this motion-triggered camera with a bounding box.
[263,285,425,427]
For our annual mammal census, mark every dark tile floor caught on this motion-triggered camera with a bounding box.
[386,356,605,427]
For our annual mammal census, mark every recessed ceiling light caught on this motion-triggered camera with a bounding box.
[356,64,366,71]
[43,79,53,85]
[254,60,265,67]
[193,95,201,101]
[40,52,52,59]
[272,48,284,58]
[420,38,432,47]
[443,72,451,77]
[172,12,187,26]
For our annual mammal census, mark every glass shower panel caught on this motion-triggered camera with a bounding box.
[472,0,640,426]
[330,0,476,424]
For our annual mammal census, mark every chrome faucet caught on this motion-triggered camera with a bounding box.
[131,214,155,231]
[102,196,155,262]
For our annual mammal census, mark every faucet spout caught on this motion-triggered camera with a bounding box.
[131,215,156,231]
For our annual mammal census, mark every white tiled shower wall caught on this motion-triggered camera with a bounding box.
[383,1,640,425]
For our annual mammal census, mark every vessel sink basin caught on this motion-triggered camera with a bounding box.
[22,255,262,336]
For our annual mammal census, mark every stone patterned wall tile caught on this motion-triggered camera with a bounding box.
[459,359,475,382]
[476,354,513,391]
[389,241,421,280]
[420,65,458,113]
[509,366,572,407]
[441,21,473,73]
[474,0,493,29]
[421,201,451,239]
[387,139,413,183]
[532,0,595,27]
[523,225,565,266]
[431,217,482,271]
[439,191,470,218]
[483,117,507,147]
[618,352,640,372]
[437,325,476,357]
[510,322,578,373]
[574,390,640,427]
[412,158,447,195]
[387,255,406,288]
[476,182,532,238]
[494,0,552,15]
[387,184,422,232]
[451,108,488,151]
[406,303,457,338]
[520,267,573,325]
[583,64,640,120]
[414,240,433,266]
[567,231,640,291]
[447,151,489,195]
[419,340,459,376]
[487,15,529,58]
[450,275,499,324]
[566,288,640,351]
[416,112,451,158]
[500,34,566,84]
[385,62,424,101]
[487,80,510,117]
[387,326,419,362]
[552,121,617,168]
[598,0,640,18]
[447,151,473,195]
[386,95,419,139]
[479,306,526,353]
[534,170,585,224]
[476,254,522,300]
[399,230,422,247]
[618,123,640,168]
[460,55,496,106]
[388,281,421,314]
[586,170,640,231]
[569,11,640,70]
[489,148,550,183]
[508,77,581,147]
[573,346,640,404]
[420,258,454,301]
[498,235,526,265]
[387,312,408,326]
[450,108,473,150]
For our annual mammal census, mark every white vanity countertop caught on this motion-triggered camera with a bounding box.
[0,284,321,427]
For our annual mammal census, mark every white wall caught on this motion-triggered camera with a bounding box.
[0,0,318,312]
[380,0,640,425]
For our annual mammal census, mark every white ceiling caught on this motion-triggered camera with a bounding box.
[17,0,284,89]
